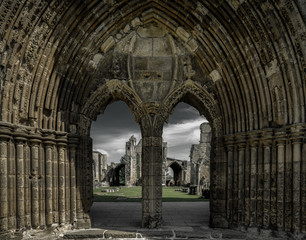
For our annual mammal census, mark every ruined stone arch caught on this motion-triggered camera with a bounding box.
[81,79,146,124]
[161,80,222,137]
[0,0,305,235]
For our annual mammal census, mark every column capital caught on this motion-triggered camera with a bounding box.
[68,135,80,147]
[29,133,42,145]
[274,129,287,145]
[260,128,273,146]
[56,133,68,147]
[224,135,235,151]
[0,134,12,141]
[248,131,260,147]
[235,133,247,149]
[14,136,27,143]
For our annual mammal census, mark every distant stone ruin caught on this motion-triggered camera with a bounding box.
[190,122,211,194]
[92,152,108,188]
[93,123,211,193]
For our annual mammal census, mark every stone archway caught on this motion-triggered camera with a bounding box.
[0,0,305,235]
[167,161,184,186]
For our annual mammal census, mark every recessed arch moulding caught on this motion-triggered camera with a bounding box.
[79,21,224,228]
[0,0,305,235]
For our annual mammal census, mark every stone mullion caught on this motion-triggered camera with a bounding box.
[262,130,273,229]
[225,136,234,223]
[68,139,78,224]
[29,138,41,228]
[44,139,55,227]
[248,133,259,227]
[58,142,66,225]
[141,136,163,228]
[236,135,246,224]
[140,114,164,229]
[291,125,303,232]
[275,131,286,231]
[0,135,10,231]
[15,137,26,229]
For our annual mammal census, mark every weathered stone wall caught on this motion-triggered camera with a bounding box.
[0,122,92,231]
[93,151,107,183]
[224,125,306,232]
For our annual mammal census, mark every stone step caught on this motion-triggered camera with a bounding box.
[63,229,145,239]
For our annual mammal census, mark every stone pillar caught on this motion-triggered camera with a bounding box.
[44,138,54,226]
[52,142,59,224]
[29,138,41,228]
[262,130,273,228]
[284,127,292,231]
[210,137,228,228]
[141,116,163,228]
[291,125,303,233]
[236,135,246,224]
[58,141,66,225]
[7,136,16,229]
[0,134,10,231]
[275,130,286,230]
[225,136,234,223]
[15,137,26,229]
[248,132,259,227]
[68,137,78,224]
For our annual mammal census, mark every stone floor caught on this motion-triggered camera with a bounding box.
[2,202,302,239]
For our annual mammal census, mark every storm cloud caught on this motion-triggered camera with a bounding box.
[91,101,207,163]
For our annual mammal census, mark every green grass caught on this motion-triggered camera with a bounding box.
[93,186,208,202]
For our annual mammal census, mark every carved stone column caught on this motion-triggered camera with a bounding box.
[225,135,234,223]
[15,137,27,229]
[248,132,259,227]
[0,134,10,231]
[140,115,163,228]
[43,135,55,227]
[57,140,67,225]
[261,130,273,229]
[29,137,41,228]
[236,134,246,224]
[210,137,228,228]
[290,125,303,233]
[68,136,78,224]
[275,130,286,230]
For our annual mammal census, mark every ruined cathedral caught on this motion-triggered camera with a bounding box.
[93,122,212,193]
[0,0,305,236]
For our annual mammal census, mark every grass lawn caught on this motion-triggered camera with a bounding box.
[93,186,208,202]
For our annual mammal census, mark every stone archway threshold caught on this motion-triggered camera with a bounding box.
[4,202,296,239]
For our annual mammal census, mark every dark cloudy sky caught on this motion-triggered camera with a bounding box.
[91,101,207,163]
